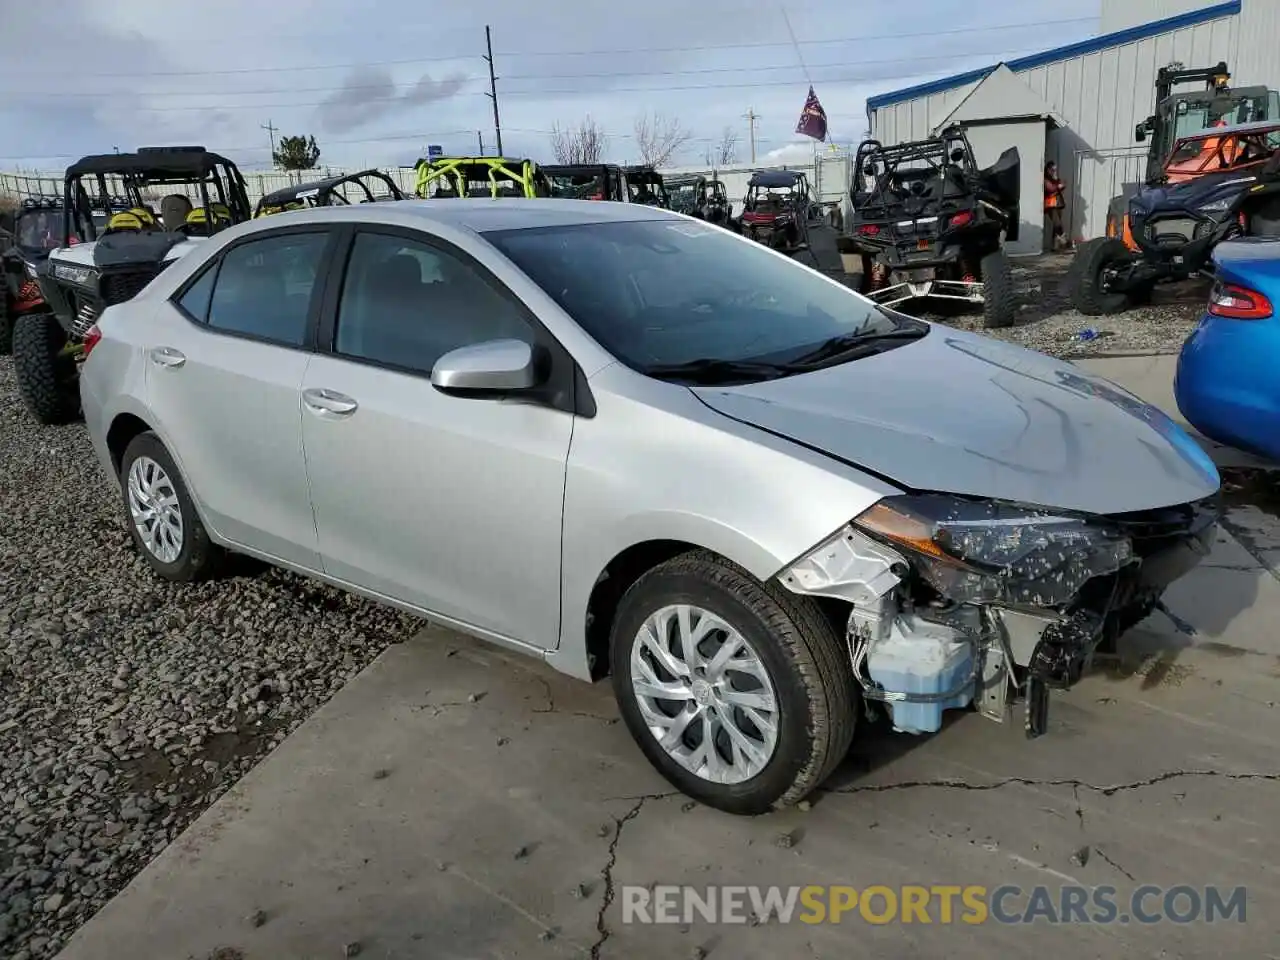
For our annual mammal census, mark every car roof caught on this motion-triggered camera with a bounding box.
[234,198,677,235]
[750,170,804,187]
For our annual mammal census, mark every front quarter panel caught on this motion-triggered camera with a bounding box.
[550,363,901,680]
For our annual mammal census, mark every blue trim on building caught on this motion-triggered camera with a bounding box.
[866,1,1242,113]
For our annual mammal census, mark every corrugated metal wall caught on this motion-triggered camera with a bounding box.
[867,4,1280,240]
[866,81,982,145]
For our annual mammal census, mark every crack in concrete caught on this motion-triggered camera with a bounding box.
[532,676,556,714]
[590,795,659,960]
[1072,783,1085,831]
[828,769,1280,797]
[528,677,621,724]
[1094,846,1136,881]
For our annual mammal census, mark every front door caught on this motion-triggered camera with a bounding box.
[146,228,333,568]
[299,228,574,650]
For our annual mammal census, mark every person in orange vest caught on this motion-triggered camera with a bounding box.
[1044,161,1067,251]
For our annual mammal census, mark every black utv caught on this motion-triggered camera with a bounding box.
[1,197,69,354]
[666,174,732,225]
[543,164,628,202]
[254,168,405,217]
[14,145,251,425]
[623,166,670,208]
[1071,120,1280,315]
[839,126,1020,329]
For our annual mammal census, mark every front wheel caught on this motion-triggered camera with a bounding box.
[610,550,857,815]
[1069,237,1134,316]
[12,311,81,425]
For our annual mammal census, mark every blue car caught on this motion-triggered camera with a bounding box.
[1175,237,1280,461]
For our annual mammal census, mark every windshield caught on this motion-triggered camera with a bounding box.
[484,218,909,374]
[548,173,604,199]
[627,175,665,203]
[667,182,699,211]
[16,209,66,251]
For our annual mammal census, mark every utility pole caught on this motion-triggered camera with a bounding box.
[743,108,759,163]
[483,26,503,156]
[478,130,485,154]
[261,119,278,165]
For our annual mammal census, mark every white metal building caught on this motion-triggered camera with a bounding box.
[866,0,1280,249]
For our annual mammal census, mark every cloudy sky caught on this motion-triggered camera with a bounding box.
[2,0,1102,173]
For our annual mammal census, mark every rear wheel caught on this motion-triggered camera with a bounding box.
[119,432,224,581]
[610,550,857,815]
[1070,237,1135,316]
[980,249,1016,328]
[13,311,80,425]
[0,290,12,355]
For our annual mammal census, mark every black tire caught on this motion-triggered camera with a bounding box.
[0,291,12,355]
[980,249,1016,329]
[119,431,224,582]
[1069,237,1134,316]
[610,550,857,815]
[12,311,80,425]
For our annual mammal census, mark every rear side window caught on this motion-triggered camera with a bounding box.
[206,232,329,346]
[175,262,217,322]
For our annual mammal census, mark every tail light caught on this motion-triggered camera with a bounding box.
[948,210,973,228]
[857,224,880,235]
[589,193,604,200]
[1208,280,1273,319]
[82,324,103,357]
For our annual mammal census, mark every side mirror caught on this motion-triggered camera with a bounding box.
[950,148,965,163]
[863,162,878,176]
[430,338,543,395]
[1135,123,1147,142]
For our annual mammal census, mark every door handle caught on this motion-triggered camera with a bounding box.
[149,347,186,368]
[302,388,359,417]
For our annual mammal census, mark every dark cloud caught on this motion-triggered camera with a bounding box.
[315,66,470,135]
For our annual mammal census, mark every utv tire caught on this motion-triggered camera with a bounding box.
[610,550,857,815]
[980,249,1016,329]
[13,311,80,425]
[119,431,225,582]
[1070,237,1133,316]
[0,292,12,355]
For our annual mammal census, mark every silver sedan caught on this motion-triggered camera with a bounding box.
[80,200,1219,814]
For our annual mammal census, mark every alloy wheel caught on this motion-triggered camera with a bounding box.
[629,603,779,784]
[126,455,184,563]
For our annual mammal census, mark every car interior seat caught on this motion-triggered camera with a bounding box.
[159,194,193,230]
[341,253,425,361]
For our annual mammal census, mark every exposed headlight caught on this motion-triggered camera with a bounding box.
[1197,198,1232,214]
[25,262,38,279]
[852,494,1134,606]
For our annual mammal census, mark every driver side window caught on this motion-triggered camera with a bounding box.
[334,231,533,375]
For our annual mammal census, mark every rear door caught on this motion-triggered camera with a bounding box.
[146,226,339,568]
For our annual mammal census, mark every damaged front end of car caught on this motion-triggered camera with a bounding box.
[779,492,1218,737]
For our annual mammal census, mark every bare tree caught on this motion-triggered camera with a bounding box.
[633,112,691,168]
[703,126,738,167]
[550,116,607,164]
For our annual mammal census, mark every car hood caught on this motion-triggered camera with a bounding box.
[694,325,1220,516]
[1133,167,1261,214]
[49,237,207,269]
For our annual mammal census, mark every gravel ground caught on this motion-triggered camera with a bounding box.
[808,229,1206,358]
[941,250,1206,358]
[0,358,422,960]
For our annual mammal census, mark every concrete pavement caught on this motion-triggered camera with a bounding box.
[54,354,1280,960]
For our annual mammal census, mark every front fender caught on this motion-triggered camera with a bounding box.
[549,366,900,680]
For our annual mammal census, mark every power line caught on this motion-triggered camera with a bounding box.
[3,52,1050,115]
[0,17,1094,80]
[2,47,1050,101]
